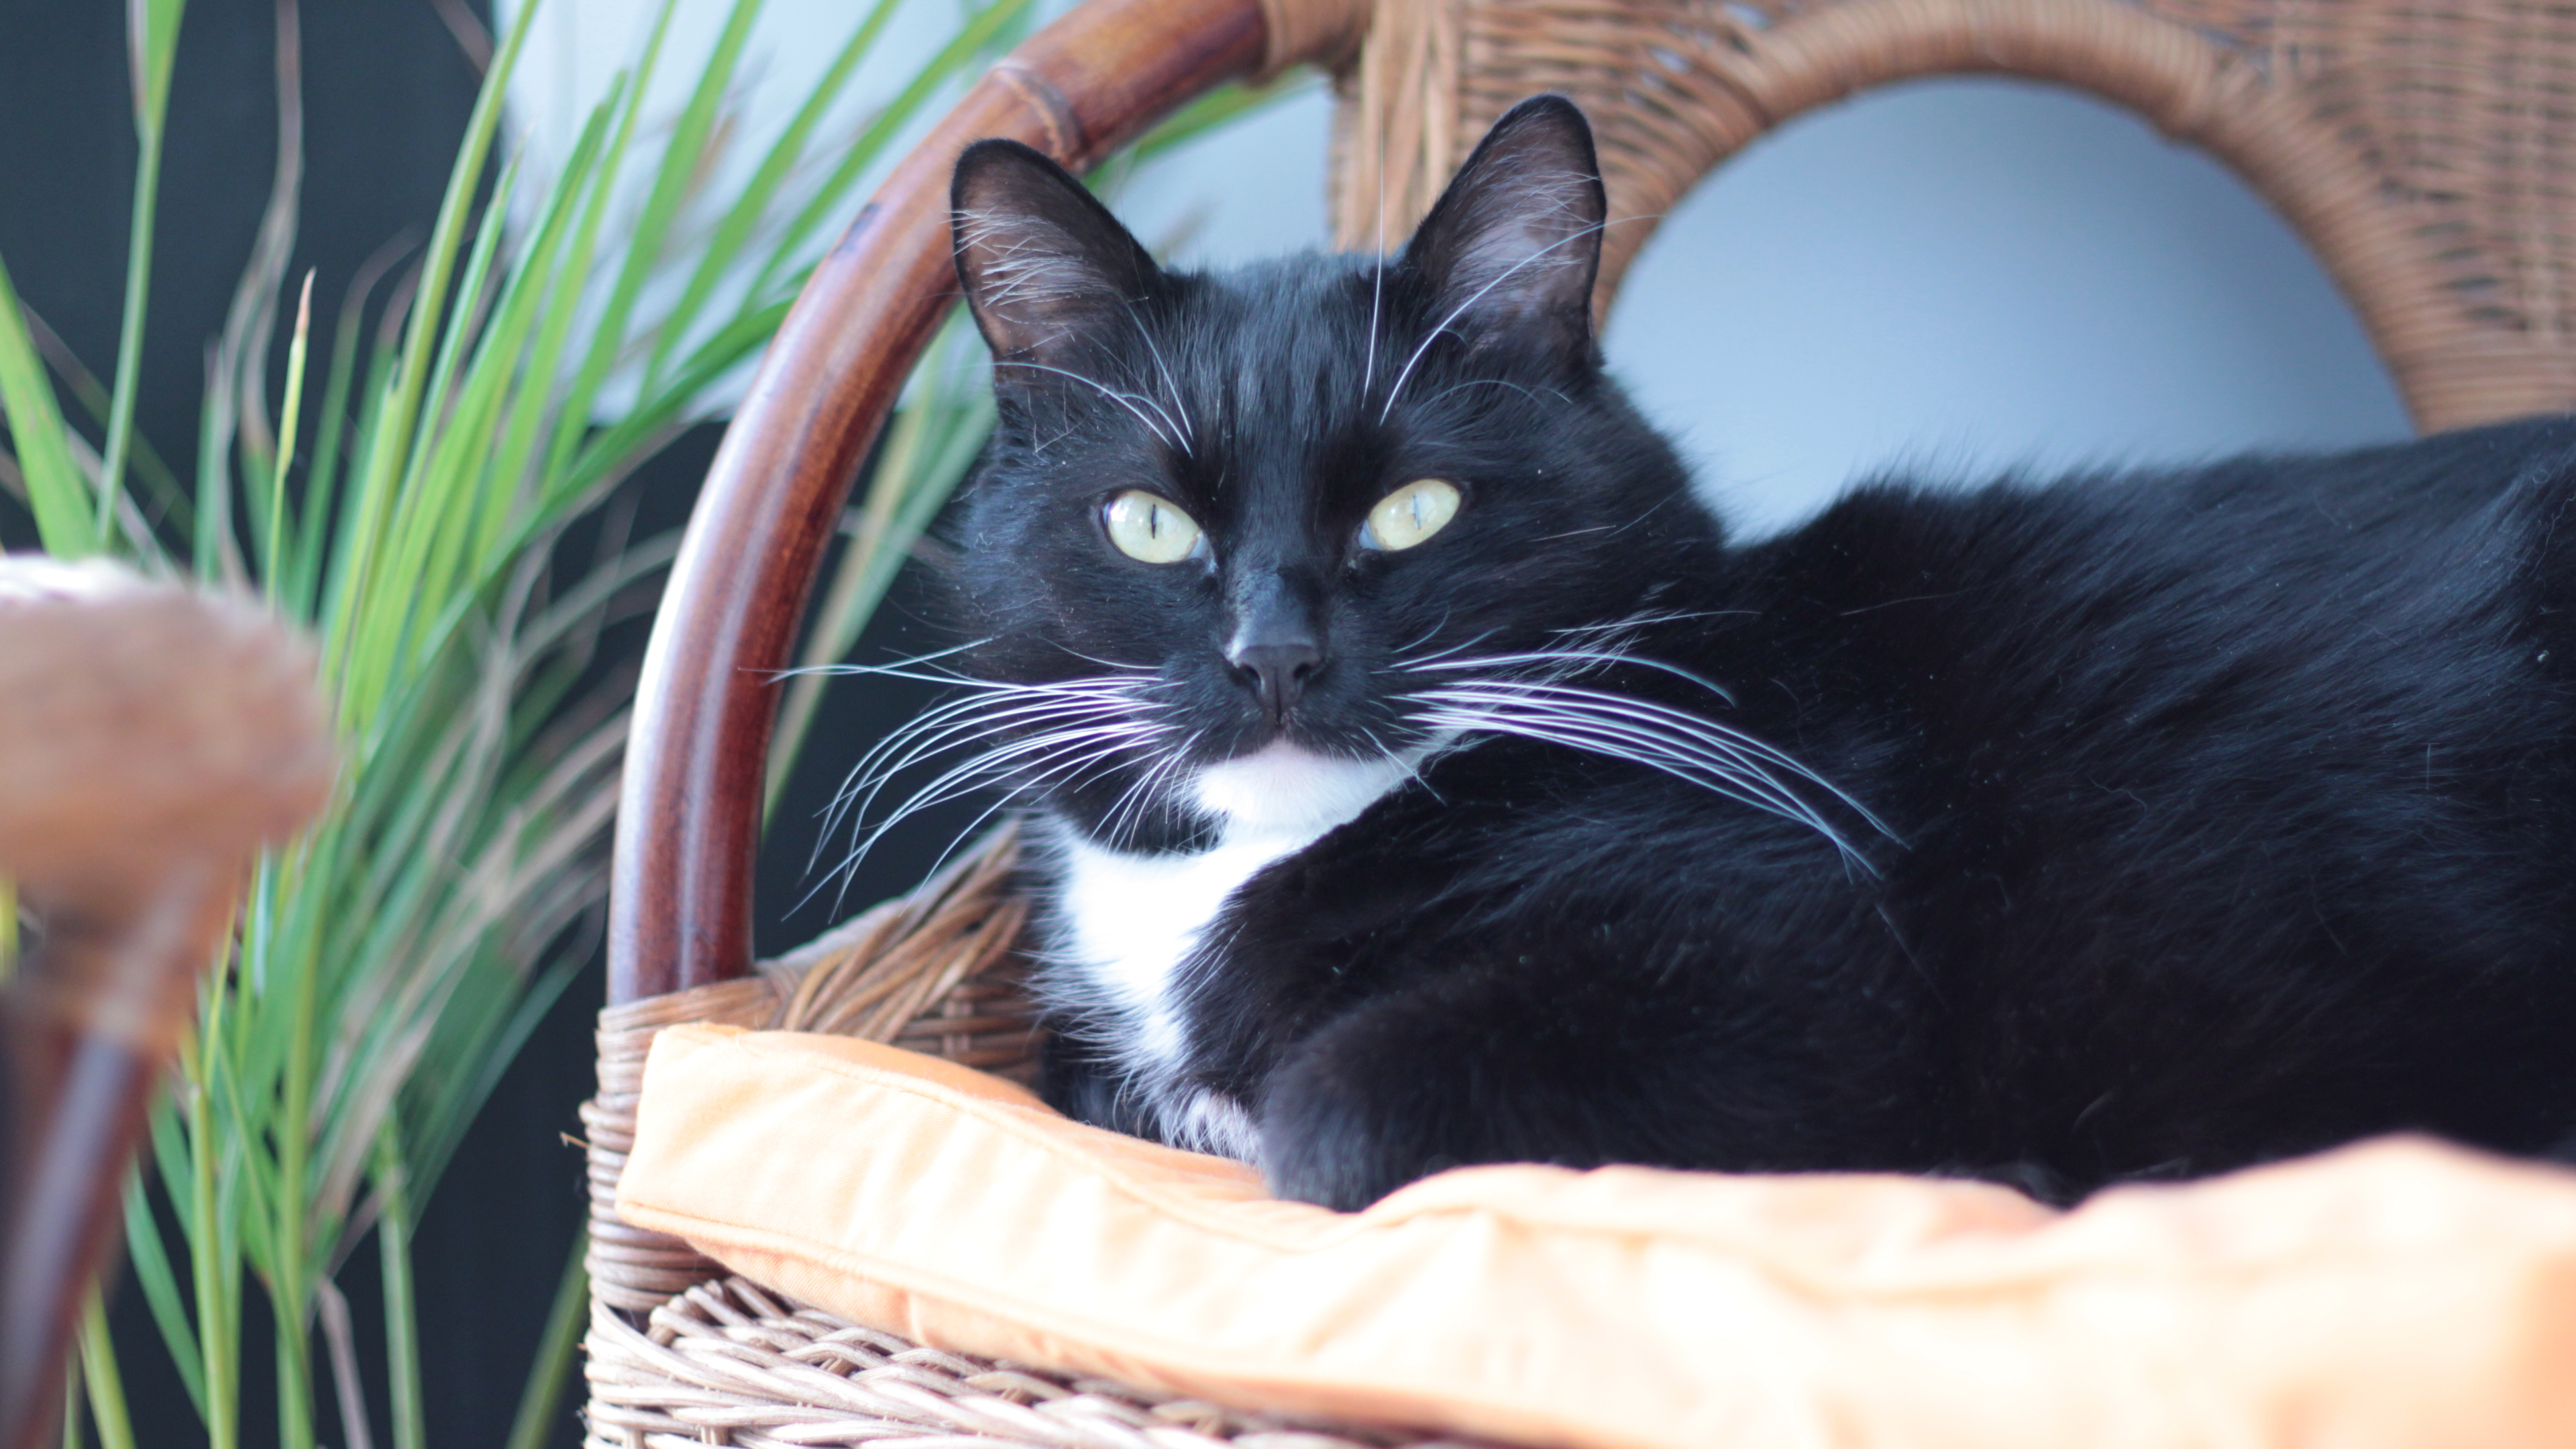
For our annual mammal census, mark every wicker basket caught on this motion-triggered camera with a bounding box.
[586,0,2576,1440]
[582,828,1446,1448]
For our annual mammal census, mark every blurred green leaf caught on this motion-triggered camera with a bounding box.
[0,254,99,555]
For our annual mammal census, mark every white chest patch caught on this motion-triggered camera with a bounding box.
[1040,742,1417,1161]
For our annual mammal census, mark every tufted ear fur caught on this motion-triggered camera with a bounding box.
[1401,95,1607,362]
[951,140,1161,364]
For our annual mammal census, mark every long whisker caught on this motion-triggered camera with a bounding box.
[1431,678,1895,841]
[1378,218,1613,423]
[1387,626,1498,671]
[1417,377,1571,411]
[1361,116,1389,398]
[1421,701,1833,849]
[1409,686,1875,870]
[1126,313,1195,446]
[996,360,1183,449]
[1403,647,1735,702]
[815,718,1157,908]
[773,635,995,682]
[1097,736,1193,851]
[823,691,1150,849]
[828,678,1161,811]
[1395,654,1900,870]
[814,674,1167,869]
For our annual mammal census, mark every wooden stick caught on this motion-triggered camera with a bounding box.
[0,558,332,1449]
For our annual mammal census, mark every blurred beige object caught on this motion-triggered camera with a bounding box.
[0,555,333,1449]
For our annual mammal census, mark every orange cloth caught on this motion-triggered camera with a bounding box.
[618,1025,2576,1449]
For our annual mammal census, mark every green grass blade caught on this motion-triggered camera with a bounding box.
[60,1350,81,1449]
[290,240,408,619]
[0,252,102,555]
[121,1174,207,1416]
[327,1,537,723]
[184,1037,238,1449]
[78,1287,138,1449]
[1127,75,1314,166]
[469,90,621,561]
[375,1123,424,1449]
[193,350,234,580]
[260,274,313,601]
[767,307,989,801]
[15,301,191,533]
[501,1228,588,1449]
[541,0,751,478]
[747,0,1037,303]
[99,0,190,540]
[638,0,902,392]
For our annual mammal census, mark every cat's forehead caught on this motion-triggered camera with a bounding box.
[1161,255,1383,384]
[1135,254,1415,470]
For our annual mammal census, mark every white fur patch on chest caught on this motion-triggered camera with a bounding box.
[1041,742,1416,1160]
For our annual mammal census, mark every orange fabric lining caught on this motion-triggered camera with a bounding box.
[619,1025,2576,1449]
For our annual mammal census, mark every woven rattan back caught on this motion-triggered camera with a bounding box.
[1333,0,2576,433]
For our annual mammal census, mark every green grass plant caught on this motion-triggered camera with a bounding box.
[0,1,1303,1442]
[0,0,1031,1441]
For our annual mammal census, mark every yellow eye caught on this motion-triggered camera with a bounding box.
[1102,490,1203,564]
[1362,478,1462,551]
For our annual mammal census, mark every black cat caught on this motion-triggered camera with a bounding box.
[904,94,2576,1210]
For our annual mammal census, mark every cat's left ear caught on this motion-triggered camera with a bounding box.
[1401,95,1607,362]
[952,139,1161,362]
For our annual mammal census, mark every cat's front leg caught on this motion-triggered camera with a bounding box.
[1253,960,1892,1210]
[1038,1020,1168,1141]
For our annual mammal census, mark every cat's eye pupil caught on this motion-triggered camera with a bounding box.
[1362,478,1462,552]
[1104,489,1203,565]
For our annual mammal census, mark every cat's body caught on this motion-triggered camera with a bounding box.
[921,97,2576,1210]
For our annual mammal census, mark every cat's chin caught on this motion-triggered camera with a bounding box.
[1189,741,1415,841]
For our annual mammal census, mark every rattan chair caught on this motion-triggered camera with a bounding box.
[581,0,2576,1441]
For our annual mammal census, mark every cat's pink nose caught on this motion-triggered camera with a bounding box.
[1228,639,1324,718]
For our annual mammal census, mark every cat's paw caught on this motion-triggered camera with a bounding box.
[1253,1001,1495,1211]
[1256,1058,1446,1212]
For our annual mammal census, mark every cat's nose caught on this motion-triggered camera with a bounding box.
[1228,637,1324,717]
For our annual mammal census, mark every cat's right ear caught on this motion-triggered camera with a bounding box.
[1401,95,1606,364]
[951,140,1159,364]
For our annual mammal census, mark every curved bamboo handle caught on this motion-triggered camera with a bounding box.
[609,0,1332,1004]
[0,559,331,1449]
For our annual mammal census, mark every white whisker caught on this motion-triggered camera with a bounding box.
[824,692,1148,848]
[1126,315,1196,446]
[1361,118,1389,398]
[1379,218,1613,423]
[819,720,1157,907]
[1404,646,1735,703]
[773,636,994,682]
[996,360,1183,449]
[1389,646,1900,871]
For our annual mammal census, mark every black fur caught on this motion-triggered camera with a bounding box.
[927,97,2576,1210]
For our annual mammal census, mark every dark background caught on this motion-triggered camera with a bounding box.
[0,2,970,1442]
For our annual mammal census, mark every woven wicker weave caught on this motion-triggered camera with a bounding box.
[580,828,1464,1448]
[1332,0,2576,431]
[586,0,2576,1440]
[586,1275,1432,1449]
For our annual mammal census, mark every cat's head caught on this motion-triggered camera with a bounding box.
[929,96,1711,849]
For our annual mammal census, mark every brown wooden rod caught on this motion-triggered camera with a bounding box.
[608,0,1277,1004]
[1,869,240,1449]
[0,561,331,1449]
